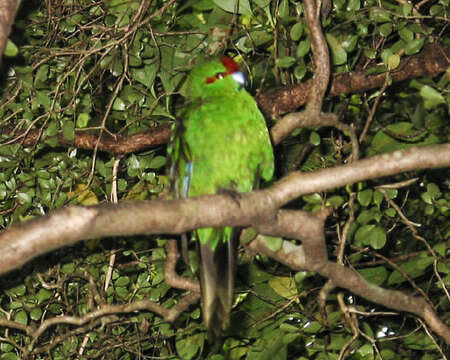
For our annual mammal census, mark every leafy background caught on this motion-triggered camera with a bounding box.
[0,0,449,359]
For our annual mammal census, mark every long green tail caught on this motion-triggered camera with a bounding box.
[197,227,237,341]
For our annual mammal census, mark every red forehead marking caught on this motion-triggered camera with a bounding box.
[220,56,240,74]
[205,56,241,84]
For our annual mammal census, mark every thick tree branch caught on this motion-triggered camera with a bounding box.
[2,123,172,154]
[0,143,448,276]
[247,236,450,344]
[256,43,450,118]
[246,210,450,344]
[3,43,448,154]
[266,143,450,206]
[303,0,330,113]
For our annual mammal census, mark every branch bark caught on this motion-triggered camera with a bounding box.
[0,143,448,277]
[256,43,450,118]
[246,235,450,344]
[3,43,449,154]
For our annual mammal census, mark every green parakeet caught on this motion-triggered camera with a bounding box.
[169,56,274,340]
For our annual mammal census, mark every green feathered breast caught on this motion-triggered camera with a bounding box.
[169,56,274,340]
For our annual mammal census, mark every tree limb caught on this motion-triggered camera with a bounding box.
[3,43,448,154]
[246,211,450,344]
[0,143,448,277]
[256,43,450,118]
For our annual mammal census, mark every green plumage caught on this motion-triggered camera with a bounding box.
[169,57,274,340]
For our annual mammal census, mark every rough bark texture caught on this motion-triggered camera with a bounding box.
[256,43,450,118]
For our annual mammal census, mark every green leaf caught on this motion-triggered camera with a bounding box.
[433,242,446,257]
[115,286,129,299]
[35,65,49,84]
[426,183,440,198]
[213,0,253,16]
[303,321,322,333]
[276,56,296,68]
[277,0,290,21]
[383,188,397,200]
[404,332,436,350]
[384,207,396,217]
[420,85,445,109]
[280,322,300,333]
[62,120,75,141]
[4,39,19,57]
[326,195,344,208]
[357,189,373,207]
[130,64,157,89]
[369,8,391,22]
[326,34,347,65]
[341,35,358,52]
[36,90,51,110]
[357,208,379,224]
[387,54,400,70]
[36,288,53,303]
[0,353,20,360]
[76,113,90,128]
[388,257,434,285]
[30,308,43,321]
[346,0,360,11]
[358,266,388,285]
[262,236,283,252]
[112,97,126,111]
[380,349,397,360]
[290,22,303,41]
[175,333,204,359]
[303,193,322,204]
[0,343,14,353]
[294,64,307,80]
[354,224,387,249]
[309,131,321,146]
[402,3,413,15]
[247,331,288,359]
[294,271,313,284]
[399,27,414,42]
[373,190,384,206]
[269,276,297,299]
[45,121,58,137]
[379,23,392,37]
[14,310,28,325]
[296,39,311,58]
[370,122,439,154]
[430,5,444,16]
[404,38,424,55]
[8,284,26,297]
[115,276,130,287]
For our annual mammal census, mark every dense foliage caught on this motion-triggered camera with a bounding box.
[0,0,448,359]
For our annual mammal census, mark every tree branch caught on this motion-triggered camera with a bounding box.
[0,143,448,277]
[246,212,450,344]
[3,43,448,154]
[256,43,450,118]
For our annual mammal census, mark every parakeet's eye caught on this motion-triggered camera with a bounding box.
[205,72,227,84]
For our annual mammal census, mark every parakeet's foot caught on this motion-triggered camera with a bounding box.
[217,188,242,207]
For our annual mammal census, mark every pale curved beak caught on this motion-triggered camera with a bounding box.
[231,71,246,88]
